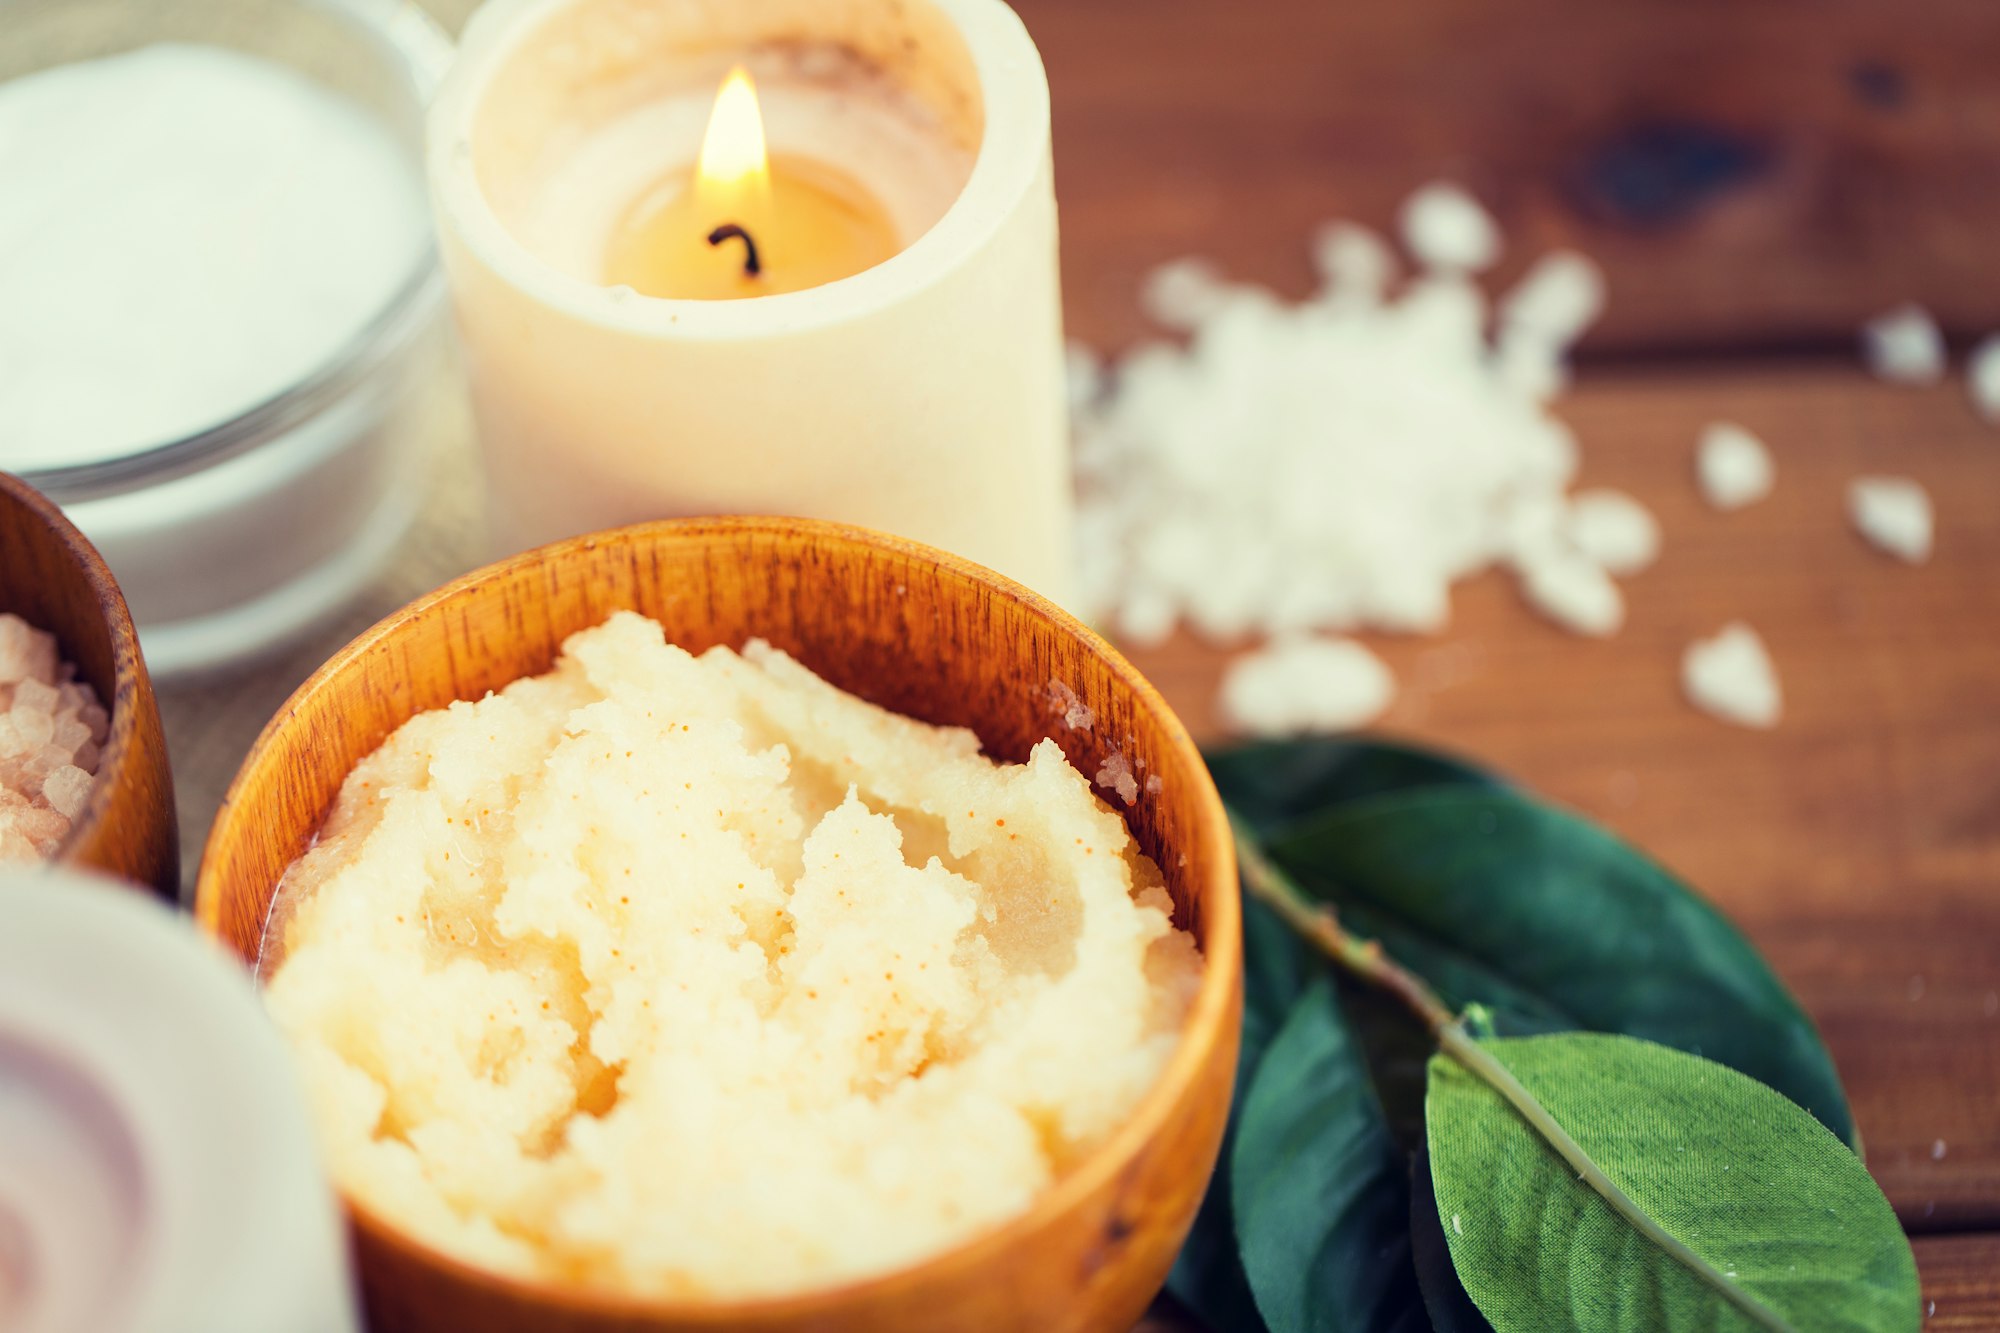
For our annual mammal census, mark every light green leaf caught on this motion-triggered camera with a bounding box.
[1426,1032,1918,1333]
[1231,980,1428,1333]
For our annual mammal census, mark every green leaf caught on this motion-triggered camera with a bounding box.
[1231,980,1429,1333]
[1425,1033,1918,1333]
[1166,892,1306,1331]
[1209,736,1502,841]
[1408,1149,1496,1333]
[1269,789,1855,1146]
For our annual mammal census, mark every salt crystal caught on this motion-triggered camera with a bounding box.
[0,824,35,864]
[1093,752,1141,806]
[41,765,93,820]
[1968,334,2000,423]
[1499,251,1605,350]
[1848,476,1933,563]
[0,613,104,862]
[1046,680,1095,733]
[0,615,33,684]
[50,714,89,752]
[12,804,69,853]
[1515,548,1624,637]
[12,678,58,716]
[1142,257,1236,331]
[1218,637,1395,737]
[1399,181,1500,273]
[1565,490,1660,575]
[1932,1139,1947,1161]
[1683,623,1781,729]
[1311,222,1396,306]
[1862,304,1946,385]
[25,744,69,783]
[11,708,53,750]
[1696,422,1775,511]
[0,615,58,686]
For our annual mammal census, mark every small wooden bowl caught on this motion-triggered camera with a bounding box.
[195,516,1241,1333]
[0,471,177,898]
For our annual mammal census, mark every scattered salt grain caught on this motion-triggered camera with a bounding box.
[1311,222,1396,307]
[1932,1140,1948,1161]
[1498,251,1605,349]
[1968,335,2000,423]
[0,611,104,862]
[41,765,93,820]
[1399,181,1500,273]
[1565,489,1660,575]
[1696,423,1775,510]
[1093,751,1141,806]
[1046,680,1095,733]
[1218,637,1395,737]
[1515,546,1625,637]
[1862,304,1946,385]
[1682,623,1781,729]
[1848,476,1932,563]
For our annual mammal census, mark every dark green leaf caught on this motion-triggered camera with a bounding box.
[1426,1033,1918,1333]
[1408,1150,1495,1333]
[1232,980,1428,1333]
[1208,736,1502,842]
[1270,789,1854,1145]
[1166,892,1307,1331]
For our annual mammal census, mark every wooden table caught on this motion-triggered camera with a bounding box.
[160,0,1999,1323]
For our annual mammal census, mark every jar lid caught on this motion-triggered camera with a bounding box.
[0,867,357,1333]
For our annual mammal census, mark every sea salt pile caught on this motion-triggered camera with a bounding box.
[1072,183,1656,726]
[0,614,108,862]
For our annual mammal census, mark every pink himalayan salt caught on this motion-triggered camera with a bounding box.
[0,612,105,863]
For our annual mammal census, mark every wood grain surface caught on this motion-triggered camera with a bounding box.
[193,518,1241,1333]
[1026,0,2000,359]
[0,471,178,898]
[148,0,2000,1324]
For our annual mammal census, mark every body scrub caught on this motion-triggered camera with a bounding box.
[263,612,1200,1298]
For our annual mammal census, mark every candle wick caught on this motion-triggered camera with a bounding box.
[706,223,763,278]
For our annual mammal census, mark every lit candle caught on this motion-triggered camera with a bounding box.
[429,0,1075,602]
[604,67,901,300]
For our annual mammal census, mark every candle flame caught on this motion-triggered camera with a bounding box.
[696,66,770,215]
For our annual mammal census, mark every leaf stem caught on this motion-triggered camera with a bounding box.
[1232,815,1798,1333]
[1231,814,1457,1034]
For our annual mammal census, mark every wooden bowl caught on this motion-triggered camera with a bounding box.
[195,516,1242,1333]
[0,471,177,898]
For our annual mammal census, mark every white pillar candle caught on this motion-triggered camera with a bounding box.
[430,0,1076,602]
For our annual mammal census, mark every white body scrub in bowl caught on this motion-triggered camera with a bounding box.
[262,612,1201,1300]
